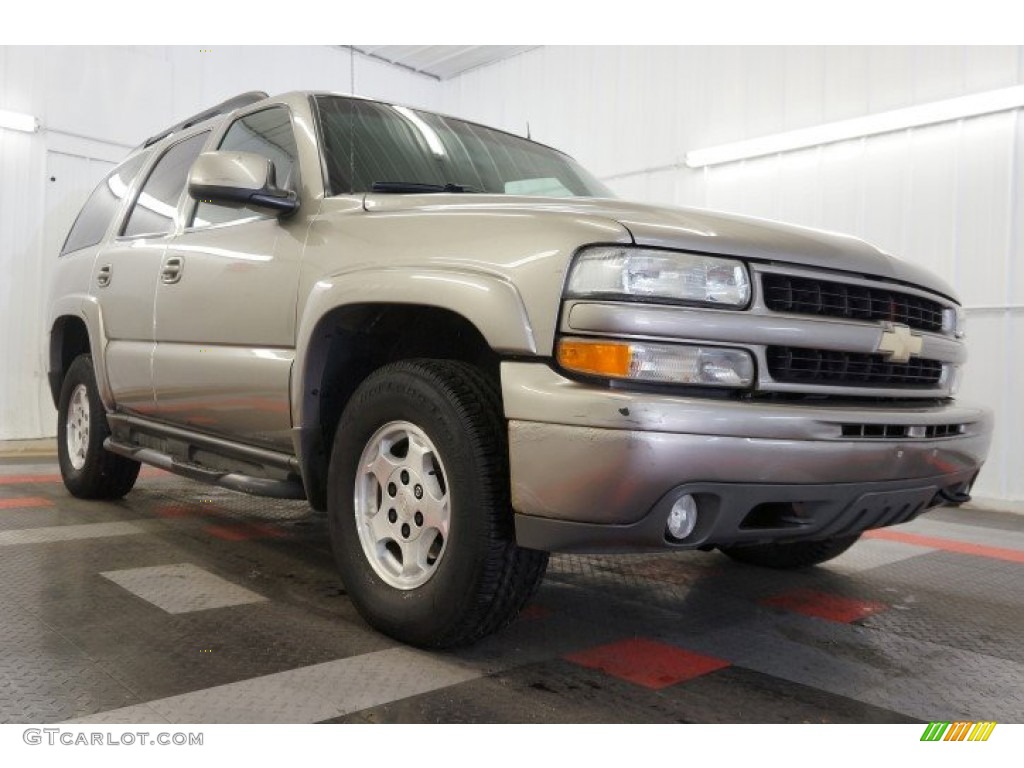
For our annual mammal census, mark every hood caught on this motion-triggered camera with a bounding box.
[363,194,959,302]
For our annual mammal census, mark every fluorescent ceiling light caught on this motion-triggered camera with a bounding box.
[0,109,39,133]
[685,84,1024,168]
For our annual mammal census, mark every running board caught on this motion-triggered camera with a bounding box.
[104,439,306,500]
[106,413,300,473]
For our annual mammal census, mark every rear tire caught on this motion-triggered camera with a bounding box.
[327,359,548,648]
[57,355,140,500]
[719,534,861,569]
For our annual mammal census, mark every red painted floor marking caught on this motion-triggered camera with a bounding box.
[865,528,1024,565]
[0,497,53,510]
[565,638,730,689]
[203,521,288,542]
[0,467,168,485]
[761,588,888,623]
[0,474,61,485]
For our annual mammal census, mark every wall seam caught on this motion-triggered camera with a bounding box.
[1001,106,1021,497]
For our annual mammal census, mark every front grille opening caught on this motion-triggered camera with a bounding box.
[841,423,966,439]
[748,391,950,406]
[740,502,811,530]
[924,423,966,438]
[767,346,943,388]
[762,273,946,333]
[842,423,908,438]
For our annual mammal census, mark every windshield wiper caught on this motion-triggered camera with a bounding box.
[371,181,477,194]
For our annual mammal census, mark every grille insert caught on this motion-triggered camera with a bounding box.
[762,273,946,333]
[840,423,966,439]
[767,346,943,388]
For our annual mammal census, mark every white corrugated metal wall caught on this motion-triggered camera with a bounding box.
[0,45,440,443]
[440,46,1024,505]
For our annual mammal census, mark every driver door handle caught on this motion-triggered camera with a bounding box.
[161,255,184,285]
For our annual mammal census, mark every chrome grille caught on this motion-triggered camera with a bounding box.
[762,273,945,333]
[766,346,943,389]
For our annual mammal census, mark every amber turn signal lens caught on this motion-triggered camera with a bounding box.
[557,339,631,378]
[557,337,755,387]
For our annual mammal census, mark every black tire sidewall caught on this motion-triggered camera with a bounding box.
[57,355,113,495]
[327,365,496,646]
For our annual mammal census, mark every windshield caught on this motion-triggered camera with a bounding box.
[315,96,613,199]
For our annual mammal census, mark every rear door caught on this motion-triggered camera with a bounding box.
[151,106,303,450]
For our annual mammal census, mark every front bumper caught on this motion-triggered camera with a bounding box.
[501,362,992,553]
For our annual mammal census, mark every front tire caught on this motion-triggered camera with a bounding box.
[719,534,861,569]
[57,355,140,499]
[327,360,548,648]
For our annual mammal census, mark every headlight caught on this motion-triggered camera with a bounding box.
[557,338,755,388]
[566,246,751,307]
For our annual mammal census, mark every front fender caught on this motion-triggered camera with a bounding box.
[292,266,536,429]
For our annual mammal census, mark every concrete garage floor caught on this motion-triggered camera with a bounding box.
[0,457,1021,724]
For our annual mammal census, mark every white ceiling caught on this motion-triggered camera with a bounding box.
[350,46,536,80]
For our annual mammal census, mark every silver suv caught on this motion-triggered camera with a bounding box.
[48,90,992,647]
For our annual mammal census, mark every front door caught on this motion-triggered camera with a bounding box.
[152,106,304,450]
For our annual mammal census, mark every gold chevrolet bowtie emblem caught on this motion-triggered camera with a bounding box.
[876,323,923,363]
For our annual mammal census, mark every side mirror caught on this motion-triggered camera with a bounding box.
[188,151,298,216]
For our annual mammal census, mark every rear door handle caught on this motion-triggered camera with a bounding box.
[161,255,184,285]
[96,264,112,288]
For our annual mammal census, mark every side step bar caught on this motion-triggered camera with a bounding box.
[107,413,300,472]
[105,439,306,500]
[104,413,306,500]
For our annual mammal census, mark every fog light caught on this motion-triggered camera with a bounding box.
[666,494,698,540]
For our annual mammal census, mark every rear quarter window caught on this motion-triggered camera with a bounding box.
[61,152,148,256]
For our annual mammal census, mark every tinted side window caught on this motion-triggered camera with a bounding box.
[61,153,149,255]
[193,108,298,227]
[122,132,209,238]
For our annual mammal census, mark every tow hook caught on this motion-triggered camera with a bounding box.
[938,485,972,505]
